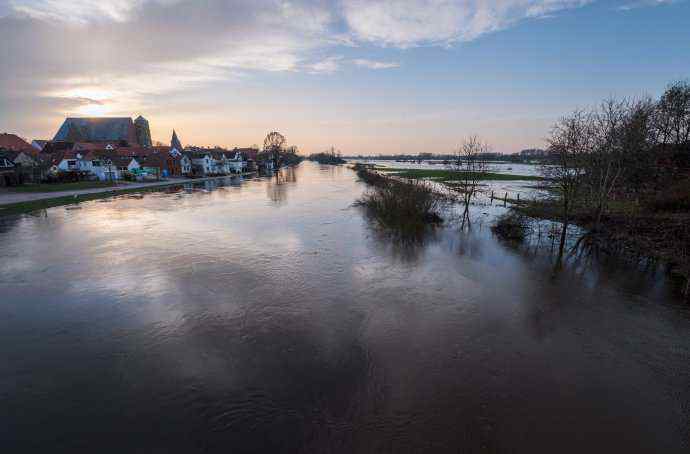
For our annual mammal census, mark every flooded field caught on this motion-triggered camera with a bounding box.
[1,162,689,453]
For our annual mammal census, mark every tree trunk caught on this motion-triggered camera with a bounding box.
[556,199,570,270]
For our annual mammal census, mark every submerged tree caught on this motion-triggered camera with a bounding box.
[452,136,489,229]
[543,110,590,269]
[263,131,286,167]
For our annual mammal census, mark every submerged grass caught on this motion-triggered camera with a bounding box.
[378,168,543,182]
[354,164,444,231]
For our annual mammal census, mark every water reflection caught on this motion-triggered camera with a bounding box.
[265,166,299,205]
[0,162,688,453]
[361,210,442,263]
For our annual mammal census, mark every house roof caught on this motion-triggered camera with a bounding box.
[0,133,32,151]
[53,117,138,145]
[72,141,116,151]
[31,139,49,150]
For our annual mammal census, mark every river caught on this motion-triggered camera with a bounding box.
[1,162,688,453]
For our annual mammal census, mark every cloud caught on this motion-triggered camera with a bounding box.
[352,59,400,69]
[617,0,678,10]
[307,56,343,74]
[0,0,680,140]
[341,0,594,47]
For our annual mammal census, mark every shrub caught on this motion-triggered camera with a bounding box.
[645,178,690,212]
[357,175,444,229]
[492,213,531,242]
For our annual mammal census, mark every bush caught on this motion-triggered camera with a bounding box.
[492,213,531,242]
[645,178,690,212]
[357,175,444,229]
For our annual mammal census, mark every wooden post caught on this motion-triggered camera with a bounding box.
[504,192,508,207]
[517,193,520,202]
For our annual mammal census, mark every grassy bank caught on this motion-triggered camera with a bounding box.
[378,168,543,181]
[9,181,121,192]
[0,172,259,217]
[0,186,174,217]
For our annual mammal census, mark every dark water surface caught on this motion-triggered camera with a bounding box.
[1,163,689,453]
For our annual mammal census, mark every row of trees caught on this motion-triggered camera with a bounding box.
[308,147,346,164]
[545,80,690,267]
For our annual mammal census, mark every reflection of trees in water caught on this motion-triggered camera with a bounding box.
[496,218,674,301]
[266,166,298,204]
[0,213,27,235]
[359,206,441,263]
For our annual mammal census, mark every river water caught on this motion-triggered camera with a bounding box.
[1,162,688,453]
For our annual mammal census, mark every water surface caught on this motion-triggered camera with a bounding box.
[1,163,688,453]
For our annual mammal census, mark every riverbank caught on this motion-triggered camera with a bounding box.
[0,172,257,216]
[509,198,690,297]
[377,168,543,182]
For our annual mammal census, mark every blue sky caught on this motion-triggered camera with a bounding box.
[1,0,688,154]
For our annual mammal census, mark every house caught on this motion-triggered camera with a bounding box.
[73,142,118,152]
[84,150,119,181]
[0,151,18,186]
[187,152,214,176]
[224,151,244,173]
[0,133,32,151]
[180,154,192,175]
[151,146,183,176]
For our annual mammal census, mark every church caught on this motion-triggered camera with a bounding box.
[53,115,152,147]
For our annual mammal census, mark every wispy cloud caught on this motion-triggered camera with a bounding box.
[340,0,595,48]
[352,59,400,69]
[617,0,678,10]
[307,56,343,74]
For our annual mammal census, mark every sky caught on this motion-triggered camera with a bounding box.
[1,0,689,154]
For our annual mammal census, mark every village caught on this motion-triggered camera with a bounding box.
[0,115,282,188]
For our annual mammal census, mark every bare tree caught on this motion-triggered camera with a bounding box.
[619,97,657,197]
[452,136,489,229]
[585,97,628,231]
[655,80,690,149]
[543,111,590,269]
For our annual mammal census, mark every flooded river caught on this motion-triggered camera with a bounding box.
[1,162,689,453]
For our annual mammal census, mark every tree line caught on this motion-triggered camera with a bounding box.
[544,79,690,268]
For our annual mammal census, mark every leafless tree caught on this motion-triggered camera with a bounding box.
[542,110,590,269]
[452,136,489,229]
[655,80,690,149]
[585,97,628,230]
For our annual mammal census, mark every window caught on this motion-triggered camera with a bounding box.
[67,160,77,167]
[92,160,101,167]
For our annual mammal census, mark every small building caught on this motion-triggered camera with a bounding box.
[188,152,214,176]
[0,151,18,186]
[180,154,193,175]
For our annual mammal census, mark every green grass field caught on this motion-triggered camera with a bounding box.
[378,168,544,181]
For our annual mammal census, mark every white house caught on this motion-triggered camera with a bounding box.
[180,154,192,175]
[190,152,214,175]
[225,152,244,173]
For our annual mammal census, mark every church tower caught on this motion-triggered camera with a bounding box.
[134,115,152,148]
[171,130,183,151]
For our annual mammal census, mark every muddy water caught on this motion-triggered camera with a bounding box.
[0,163,688,453]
